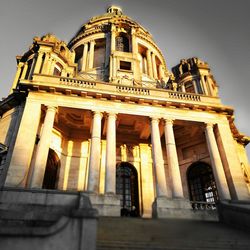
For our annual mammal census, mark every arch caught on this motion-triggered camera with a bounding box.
[116,162,139,217]
[187,162,218,202]
[42,148,60,189]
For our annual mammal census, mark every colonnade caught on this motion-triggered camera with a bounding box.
[80,40,96,71]
[29,105,231,202]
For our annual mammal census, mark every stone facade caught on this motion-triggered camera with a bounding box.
[0,6,250,220]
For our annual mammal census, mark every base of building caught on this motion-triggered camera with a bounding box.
[152,196,218,221]
[86,192,121,216]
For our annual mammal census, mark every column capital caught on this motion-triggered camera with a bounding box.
[92,110,103,118]
[18,62,24,68]
[150,116,160,123]
[205,122,214,129]
[107,112,117,119]
[46,106,57,113]
[164,118,174,125]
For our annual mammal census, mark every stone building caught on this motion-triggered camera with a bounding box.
[0,6,250,223]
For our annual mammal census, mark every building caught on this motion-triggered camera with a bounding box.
[0,6,250,223]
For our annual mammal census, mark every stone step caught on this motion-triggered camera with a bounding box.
[97,217,250,250]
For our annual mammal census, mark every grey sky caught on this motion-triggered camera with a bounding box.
[1,0,249,159]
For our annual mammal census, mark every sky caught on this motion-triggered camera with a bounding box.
[0,0,249,159]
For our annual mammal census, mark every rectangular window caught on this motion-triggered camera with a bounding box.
[120,61,131,71]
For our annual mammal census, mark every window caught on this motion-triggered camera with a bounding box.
[120,61,131,71]
[116,34,130,52]
[187,162,218,202]
[116,162,139,217]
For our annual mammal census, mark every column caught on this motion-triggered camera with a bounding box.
[34,52,44,74]
[81,43,88,71]
[150,117,168,197]
[111,24,116,52]
[88,40,95,69]
[216,122,250,200]
[105,113,117,194]
[151,53,158,79]
[146,49,153,78]
[164,119,184,198]
[87,111,102,193]
[192,79,198,94]
[158,64,164,80]
[43,54,52,74]
[143,57,148,75]
[30,106,57,188]
[201,75,209,95]
[181,84,186,92]
[5,100,41,186]
[131,28,138,54]
[20,62,28,79]
[49,59,56,75]
[205,123,231,200]
[9,62,24,94]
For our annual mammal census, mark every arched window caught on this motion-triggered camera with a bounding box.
[187,162,218,202]
[116,34,130,52]
[42,148,60,189]
[53,63,63,76]
[116,162,139,217]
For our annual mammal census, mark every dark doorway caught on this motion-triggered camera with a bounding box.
[116,162,139,217]
[42,148,60,189]
[187,162,218,202]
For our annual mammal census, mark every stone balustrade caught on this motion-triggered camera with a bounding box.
[190,201,217,210]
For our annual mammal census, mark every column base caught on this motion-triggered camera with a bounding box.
[85,193,120,217]
[152,197,218,221]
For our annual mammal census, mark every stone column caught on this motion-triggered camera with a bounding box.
[181,84,186,92]
[151,53,158,79]
[164,119,184,198]
[131,28,138,54]
[105,113,117,194]
[216,122,250,200]
[4,100,41,187]
[205,123,231,200]
[146,49,153,78]
[88,40,95,69]
[41,53,49,74]
[158,64,164,80]
[87,111,103,193]
[111,25,116,52]
[49,59,56,75]
[143,57,148,75]
[20,62,28,79]
[201,75,209,95]
[192,79,198,94]
[81,43,88,71]
[34,52,44,74]
[30,106,57,188]
[151,117,168,197]
[9,62,24,93]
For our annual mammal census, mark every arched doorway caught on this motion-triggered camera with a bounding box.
[116,162,139,217]
[187,162,218,203]
[42,148,60,189]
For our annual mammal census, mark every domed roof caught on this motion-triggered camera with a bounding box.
[69,6,154,52]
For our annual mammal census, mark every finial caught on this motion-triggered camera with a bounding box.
[107,5,123,15]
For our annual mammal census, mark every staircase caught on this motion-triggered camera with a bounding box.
[97,217,250,250]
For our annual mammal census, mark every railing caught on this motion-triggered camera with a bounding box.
[60,78,96,88]
[190,201,217,210]
[116,86,150,95]
[169,92,201,101]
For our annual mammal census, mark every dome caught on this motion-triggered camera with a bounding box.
[68,6,170,86]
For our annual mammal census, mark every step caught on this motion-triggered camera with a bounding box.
[97,217,250,250]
